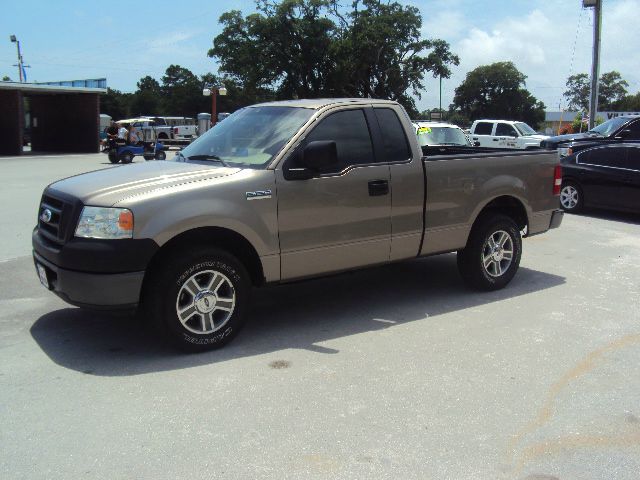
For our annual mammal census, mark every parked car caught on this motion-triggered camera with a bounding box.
[542,115,640,155]
[33,99,562,352]
[559,142,640,213]
[413,121,473,147]
[470,119,548,149]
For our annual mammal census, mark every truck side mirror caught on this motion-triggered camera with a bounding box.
[301,141,338,171]
[284,141,338,181]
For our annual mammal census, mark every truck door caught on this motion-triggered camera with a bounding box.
[471,121,495,148]
[495,123,520,149]
[276,107,392,280]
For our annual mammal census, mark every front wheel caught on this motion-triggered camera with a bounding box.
[108,150,119,163]
[155,150,166,160]
[142,247,250,352]
[119,151,134,164]
[560,181,583,213]
[457,214,522,291]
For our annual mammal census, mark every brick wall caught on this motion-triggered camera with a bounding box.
[0,90,24,155]
[30,93,100,153]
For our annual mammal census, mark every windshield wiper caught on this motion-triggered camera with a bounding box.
[186,154,230,167]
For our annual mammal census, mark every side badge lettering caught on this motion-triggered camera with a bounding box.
[246,190,272,201]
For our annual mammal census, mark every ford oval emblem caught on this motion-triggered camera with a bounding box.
[40,208,52,224]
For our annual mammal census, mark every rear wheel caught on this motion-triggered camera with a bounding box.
[142,247,250,352]
[457,214,522,291]
[155,150,166,160]
[108,150,119,163]
[560,181,583,213]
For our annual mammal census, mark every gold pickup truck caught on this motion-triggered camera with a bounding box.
[32,99,563,351]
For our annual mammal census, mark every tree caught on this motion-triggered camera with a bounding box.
[563,73,590,112]
[598,71,628,109]
[452,62,545,128]
[2,75,11,82]
[563,70,629,111]
[208,0,459,117]
[100,88,132,120]
[161,65,203,116]
[330,1,459,115]
[611,91,640,111]
[130,75,162,116]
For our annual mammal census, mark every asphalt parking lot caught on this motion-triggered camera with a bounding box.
[1,152,639,480]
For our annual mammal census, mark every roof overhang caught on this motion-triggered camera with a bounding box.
[0,82,107,95]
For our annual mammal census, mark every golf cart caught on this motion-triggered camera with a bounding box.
[105,118,167,164]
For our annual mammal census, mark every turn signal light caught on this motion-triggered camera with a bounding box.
[553,165,562,196]
[118,210,134,231]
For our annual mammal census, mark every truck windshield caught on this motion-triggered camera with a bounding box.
[180,106,314,168]
[416,126,470,146]
[514,122,537,135]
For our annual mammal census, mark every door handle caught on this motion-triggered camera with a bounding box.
[492,138,499,142]
[368,179,389,196]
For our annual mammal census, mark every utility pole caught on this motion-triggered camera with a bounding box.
[583,0,602,129]
[439,75,442,114]
[9,35,29,82]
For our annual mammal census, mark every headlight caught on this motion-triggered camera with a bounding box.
[557,147,572,158]
[75,206,134,239]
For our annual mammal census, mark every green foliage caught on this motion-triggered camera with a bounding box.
[563,71,629,111]
[611,91,640,111]
[100,88,132,119]
[2,75,12,82]
[598,71,629,109]
[452,62,545,128]
[130,76,162,116]
[208,0,459,117]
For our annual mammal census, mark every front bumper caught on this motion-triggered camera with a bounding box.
[33,251,144,310]
[32,228,158,310]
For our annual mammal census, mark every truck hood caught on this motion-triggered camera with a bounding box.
[48,161,241,206]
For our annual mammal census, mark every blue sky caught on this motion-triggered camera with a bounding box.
[2,0,639,112]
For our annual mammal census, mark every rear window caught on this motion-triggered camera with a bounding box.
[374,108,411,162]
[474,122,493,135]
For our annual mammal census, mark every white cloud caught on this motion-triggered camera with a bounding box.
[417,0,640,112]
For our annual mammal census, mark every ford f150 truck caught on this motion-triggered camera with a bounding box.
[33,99,563,351]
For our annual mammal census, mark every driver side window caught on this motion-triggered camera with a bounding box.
[290,109,375,174]
[496,123,518,137]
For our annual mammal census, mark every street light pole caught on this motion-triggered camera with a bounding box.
[10,35,23,82]
[202,85,227,128]
[584,0,602,130]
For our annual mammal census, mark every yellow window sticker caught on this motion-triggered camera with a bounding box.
[417,126,431,135]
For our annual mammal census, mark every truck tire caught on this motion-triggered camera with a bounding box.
[559,181,583,213]
[108,150,119,163]
[142,247,250,352]
[457,214,522,291]
[155,150,166,160]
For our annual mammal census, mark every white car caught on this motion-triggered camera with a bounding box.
[413,121,472,147]
[469,119,548,149]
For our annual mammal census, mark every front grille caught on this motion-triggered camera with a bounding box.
[37,190,82,245]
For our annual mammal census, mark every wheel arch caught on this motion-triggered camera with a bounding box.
[470,195,529,233]
[143,226,265,289]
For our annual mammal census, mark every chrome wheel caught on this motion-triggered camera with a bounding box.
[560,185,579,210]
[482,230,514,278]
[175,269,236,335]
